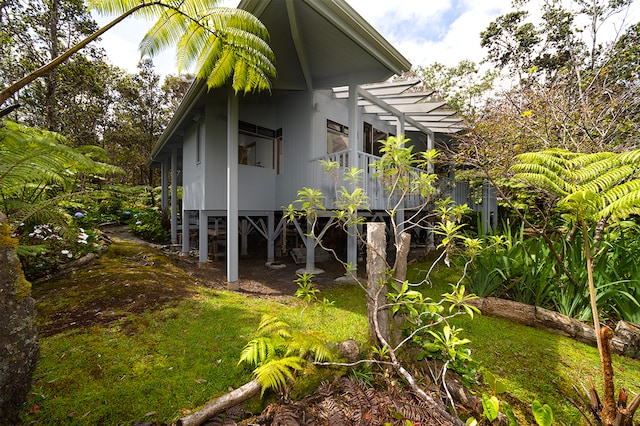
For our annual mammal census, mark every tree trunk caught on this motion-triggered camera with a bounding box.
[601,326,616,426]
[0,214,39,424]
[391,231,411,346]
[45,0,59,132]
[392,231,411,282]
[366,222,390,345]
[177,380,261,426]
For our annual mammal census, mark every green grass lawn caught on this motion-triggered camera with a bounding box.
[21,243,640,425]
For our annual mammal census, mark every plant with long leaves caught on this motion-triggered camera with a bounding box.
[0,120,121,232]
[1,0,275,105]
[511,147,640,426]
[238,314,332,397]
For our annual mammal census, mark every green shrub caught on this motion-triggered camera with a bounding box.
[18,224,101,280]
[128,208,169,243]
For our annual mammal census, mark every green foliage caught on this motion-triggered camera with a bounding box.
[88,0,276,94]
[531,400,553,426]
[512,148,640,222]
[238,314,332,396]
[294,273,318,304]
[0,120,121,229]
[128,208,169,243]
[18,224,101,280]
[465,221,640,323]
[482,393,500,422]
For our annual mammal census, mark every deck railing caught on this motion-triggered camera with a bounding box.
[310,150,427,210]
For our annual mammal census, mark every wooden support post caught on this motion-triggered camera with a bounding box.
[267,211,275,264]
[171,148,178,245]
[182,210,190,254]
[366,222,390,344]
[199,211,208,263]
[240,218,249,257]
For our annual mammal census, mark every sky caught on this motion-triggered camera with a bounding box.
[91,0,640,78]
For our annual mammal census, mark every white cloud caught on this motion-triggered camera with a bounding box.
[91,0,640,77]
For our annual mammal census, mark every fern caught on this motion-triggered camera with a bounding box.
[238,315,333,397]
[88,0,276,94]
[511,148,640,222]
[253,356,304,396]
[286,330,333,363]
[257,314,291,338]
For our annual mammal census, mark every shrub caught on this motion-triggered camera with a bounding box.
[18,224,101,280]
[128,208,169,243]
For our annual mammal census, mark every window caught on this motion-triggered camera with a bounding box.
[238,121,280,173]
[327,119,349,154]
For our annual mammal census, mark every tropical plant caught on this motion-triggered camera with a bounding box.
[285,135,478,425]
[238,314,332,396]
[511,147,640,426]
[0,120,120,229]
[0,0,276,106]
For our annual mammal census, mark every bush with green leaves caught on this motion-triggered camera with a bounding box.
[18,224,101,280]
[128,207,169,243]
[465,220,640,324]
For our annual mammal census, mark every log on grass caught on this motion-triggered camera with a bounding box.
[177,380,261,426]
[468,298,636,359]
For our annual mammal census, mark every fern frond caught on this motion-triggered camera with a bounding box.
[618,148,640,164]
[511,172,571,196]
[253,356,305,396]
[238,337,276,368]
[286,330,333,363]
[600,180,640,220]
[257,314,291,338]
[578,165,635,194]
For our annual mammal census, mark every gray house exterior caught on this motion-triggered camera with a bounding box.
[148,0,475,288]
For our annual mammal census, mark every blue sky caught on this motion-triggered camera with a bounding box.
[92,0,639,77]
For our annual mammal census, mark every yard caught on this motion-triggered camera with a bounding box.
[20,230,640,425]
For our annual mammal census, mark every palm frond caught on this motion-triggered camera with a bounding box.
[253,356,304,396]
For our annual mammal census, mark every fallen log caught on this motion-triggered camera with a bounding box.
[468,297,640,359]
[177,380,261,426]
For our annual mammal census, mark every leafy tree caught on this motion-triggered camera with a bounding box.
[103,59,168,186]
[0,0,276,106]
[415,60,497,117]
[285,136,477,425]
[456,0,639,194]
[511,148,640,426]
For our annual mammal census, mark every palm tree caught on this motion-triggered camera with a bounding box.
[0,0,276,106]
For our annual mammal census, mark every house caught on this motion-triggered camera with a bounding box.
[148,0,485,289]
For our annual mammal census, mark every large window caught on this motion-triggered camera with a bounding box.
[238,121,281,173]
[327,119,349,154]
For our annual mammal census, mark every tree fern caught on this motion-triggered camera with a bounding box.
[0,121,122,229]
[88,0,276,94]
[511,148,640,222]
